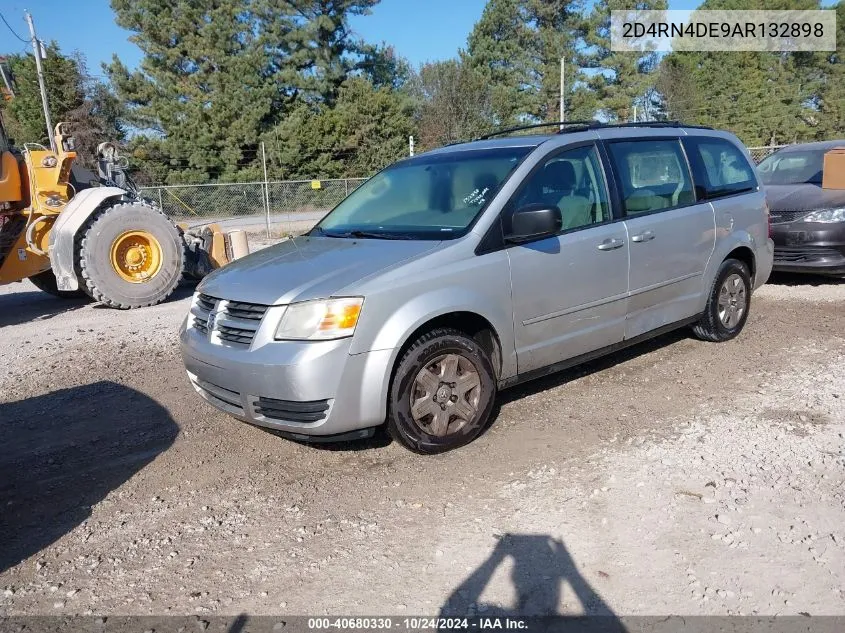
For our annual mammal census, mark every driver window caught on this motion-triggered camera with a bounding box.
[517,145,610,231]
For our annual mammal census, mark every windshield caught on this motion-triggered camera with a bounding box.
[757,150,824,185]
[314,147,532,240]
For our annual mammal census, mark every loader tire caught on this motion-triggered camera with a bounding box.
[77,201,184,309]
[28,269,86,299]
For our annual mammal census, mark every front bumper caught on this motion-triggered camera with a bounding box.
[770,222,845,275]
[180,319,394,436]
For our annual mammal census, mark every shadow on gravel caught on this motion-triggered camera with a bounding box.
[265,329,691,453]
[89,281,197,310]
[0,289,90,328]
[767,272,844,286]
[496,328,690,410]
[0,279,197,326]
[440,533,621,622]
[0,381,178,573]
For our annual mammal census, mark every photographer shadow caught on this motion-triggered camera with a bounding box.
[0,381,178,573]
[440,533,624,630]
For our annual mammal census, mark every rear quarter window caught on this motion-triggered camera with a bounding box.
[683,137,757,200]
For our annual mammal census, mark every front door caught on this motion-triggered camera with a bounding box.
[508,144,629,373]
[605,138,715,339]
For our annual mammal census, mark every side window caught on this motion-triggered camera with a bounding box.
[607,139,695,216]
[684,137,757,199]
[515,145,611,231]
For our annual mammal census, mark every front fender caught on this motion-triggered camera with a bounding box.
[346,284,517,426]
[351,284,517,380]
[49,186,126,290]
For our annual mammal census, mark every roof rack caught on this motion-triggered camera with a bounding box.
[475,121,593,141]
[474,120,713,141]
[580,121,714,132]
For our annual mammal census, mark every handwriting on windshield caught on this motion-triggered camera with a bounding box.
[463,187,490,206]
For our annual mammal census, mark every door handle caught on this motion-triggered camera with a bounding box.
[631,230,655,243]
[597,238,624,251]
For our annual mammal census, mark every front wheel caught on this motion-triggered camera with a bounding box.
[692,258,752,342]
[387,328,497,454]
[77,202,184,309]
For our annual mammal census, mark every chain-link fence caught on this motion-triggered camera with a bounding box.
[142,145,790,238]
[140,177,367,237]
[747,145,788,164]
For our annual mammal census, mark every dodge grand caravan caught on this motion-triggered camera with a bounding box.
[180,122,774,454]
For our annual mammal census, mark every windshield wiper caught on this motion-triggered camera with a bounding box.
[317,228,415,240]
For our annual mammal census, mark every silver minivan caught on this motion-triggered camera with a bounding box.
[180,123,774,453]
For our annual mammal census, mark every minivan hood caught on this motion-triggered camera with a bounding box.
[765,183,845,213]
[197,236,441,305]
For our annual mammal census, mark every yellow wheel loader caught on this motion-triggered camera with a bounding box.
[0,118,239,309]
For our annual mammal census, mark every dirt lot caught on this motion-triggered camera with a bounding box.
[0,269,843,617]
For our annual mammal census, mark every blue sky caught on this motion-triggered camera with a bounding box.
[0,0,708,73]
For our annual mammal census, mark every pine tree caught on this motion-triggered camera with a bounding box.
[259,0,380,105]
[266,77,414,178]
[580,0,668,122]
[811,1,845,140]
[0,45,123,165]
[466,0,583,124]
[1,43,84,146]
[108,0,384,183]
[658,0,822,145]
[107,0,277,183]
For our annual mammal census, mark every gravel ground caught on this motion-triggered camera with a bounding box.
[0,268,842,617]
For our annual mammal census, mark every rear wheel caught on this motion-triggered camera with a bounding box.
[77,201,184,309]
[28,269,86,299]
[387,328,496,454]
[692,258,752,342]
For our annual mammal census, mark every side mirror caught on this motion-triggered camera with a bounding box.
[505,204,562,243]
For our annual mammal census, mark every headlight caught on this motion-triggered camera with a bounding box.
[803,208,845,223]
[275,297,364,341]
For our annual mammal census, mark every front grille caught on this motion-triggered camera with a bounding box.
[769,210,810,224]
[774,246,844,263]
[192,377,245,414]
[217,324,256,345]
[194,316,209,334]
[196,293,217,312]
[190,293,269,347]
[253,397,330,423]
[226,301,267,321]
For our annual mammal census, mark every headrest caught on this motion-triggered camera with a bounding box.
[541,161,576,191]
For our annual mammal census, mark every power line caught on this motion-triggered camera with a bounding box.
[0,11,28,43]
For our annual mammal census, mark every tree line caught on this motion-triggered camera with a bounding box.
[1,0,843,185]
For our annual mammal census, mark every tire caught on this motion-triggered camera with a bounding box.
[692,258,752,342]
[387,327,497,454]
[76,201,184,309]
[28,269,86,299]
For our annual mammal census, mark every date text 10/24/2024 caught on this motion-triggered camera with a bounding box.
[307,618,529,630]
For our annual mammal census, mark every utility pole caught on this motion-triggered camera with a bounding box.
[261,141,270,238]
[559,57,565,129]
[25,11,56,152]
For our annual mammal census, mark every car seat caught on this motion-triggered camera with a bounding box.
[539,161,593,230]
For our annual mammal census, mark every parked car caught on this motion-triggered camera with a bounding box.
[180,122,773,454]
[758,140,845,275]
